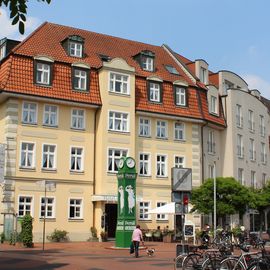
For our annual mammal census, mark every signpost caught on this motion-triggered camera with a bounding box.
[116,157,137,248]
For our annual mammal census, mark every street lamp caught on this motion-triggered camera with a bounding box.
[213,161,217,239]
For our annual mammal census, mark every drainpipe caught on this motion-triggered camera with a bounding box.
[201,121,208,183]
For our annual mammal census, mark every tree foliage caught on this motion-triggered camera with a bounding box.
[0,0,51,34]
[20,214,33,247]
[190,177,255,217]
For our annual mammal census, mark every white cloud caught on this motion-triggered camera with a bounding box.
[0,8,40,41]
[242,74,270,99]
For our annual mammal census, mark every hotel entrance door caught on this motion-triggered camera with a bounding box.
[105,204,117,238]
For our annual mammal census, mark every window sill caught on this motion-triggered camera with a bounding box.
[249,129,255,133]
[207,152,216,156]
[42,168,57,173]
[72,89,89,93]
[138,219,152,222]
[156,220,169,222]
[19,167,36,171]
[237,156,244,159]
[70,170,85,175]
[39,218,56,222]
[174,139,186,142]
[138,135,151,138]
[34,83,52,88]
[68,218,84,222]
[42,124,58,129]
[175,104,187,108]
[70,127,86,132]
[155,137,168,140]
[21,122,38,126]
[109,91,130,97]
[138,175,151,178]
[107,171,117,175]
[236,124,243,129]
[209,112,219,117]
[156,176,168,179]
[148,100,162,105]
[108,130,130,135]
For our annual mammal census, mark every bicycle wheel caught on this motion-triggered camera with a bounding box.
[247,260,270,270]
[220,257,245,270]
[202,257,221,270]
[182,253,201,270]
[174,254,186,270]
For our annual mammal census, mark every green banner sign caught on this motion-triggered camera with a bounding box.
[115,157,137,248]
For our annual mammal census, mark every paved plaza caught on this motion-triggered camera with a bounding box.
[0,241,176,270]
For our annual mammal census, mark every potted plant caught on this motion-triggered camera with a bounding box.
[0,232,5,244]
[89,227,98,241]
[100,231,108,242]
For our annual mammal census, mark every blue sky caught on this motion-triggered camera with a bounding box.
[1,0,270,98]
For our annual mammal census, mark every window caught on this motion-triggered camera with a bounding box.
[109,111,129,132]
[35,62,51,85]
[18,196,33,217]
[238,168,244,185]
[156,154,167,177]
[22,102,37,124]
[236,104,243,128]
[139,153,150,176]
[261,142,267,164]
[200,67,207,84]
[0,44,6,61]
[40,197,55,218]
[42,144,56,170]
[174,122,185,140]
[20,142,35,168]
[142,56,154,71]
[207,130,215,154]
[251,171,256,188]
[43,105,58,126]
[175,156,185,168]
[149,82,161,102]
[224,80,234,94]
[209,165,214,178]
[248,110,254,132]
[70,147,84,172]
[175,86,186,106]
[156,202,168,220]
[108,148,127,173]
[156,120,167,139]
[165,65,179,75]
[69,198,83,219]
[139,201,151,220]
[237,134,244,158]
[139,118,151,137]
[259,115,265,137]
[262,173,267,187]
[69,42,83,57]
[249,138,256,161]
[109,72,129,94]
[210,96,217,114]
[71,109,85,129]
[73,68,88,91]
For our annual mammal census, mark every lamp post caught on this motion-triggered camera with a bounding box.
[213,161,217,239]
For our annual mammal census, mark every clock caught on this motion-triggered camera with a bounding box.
[118,158,125,169]
[126,157,135,168]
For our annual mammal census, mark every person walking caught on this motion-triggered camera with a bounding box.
[132,225,144,258]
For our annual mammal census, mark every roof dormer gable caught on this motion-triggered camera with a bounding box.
[134,50,155,72]
[62,35,85,58]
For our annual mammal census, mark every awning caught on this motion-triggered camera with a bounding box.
[91,195,117,202]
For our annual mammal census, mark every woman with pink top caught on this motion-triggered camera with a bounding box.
[131,225,144,258]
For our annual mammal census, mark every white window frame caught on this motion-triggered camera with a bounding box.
[237,134,244,158]
[175,86,186,106]
[156,120,167,139]
[68,197,83,219]
[207,130,215,154]
[36,62,50,85]
[74,69,87,90]
[139,152,151,176]
[43,104,58,126]
[248,110,255,132]
[259,115,265,137]
[22,101,38,124]
[200,67,207,84]
[149,82,160,102]
[262,173,267,187]
[238,168,244,185]
[156,201,168,221]
[108,111,129,132]
[249,138,256,161]
[42,143,57,170]
[20,141,36,169]
[156,154,167,177]
[69,42,82,57]
[107,148,128,173]
[174,155,185,168]
[251,171,256,188]
[71,108,85,130]
[142,57,153,71]
[18,195,34,217]
[209,164,214,178]
[70,146,84,172]
[139,201,151,220]
[109,72,130,95]
[139,117,151,137]
[261,142,267,164]
[174,122,185,140]
[210,95,217,114]
[236,104,243,128]
[40,196,55,218]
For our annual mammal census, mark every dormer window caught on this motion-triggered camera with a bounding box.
[62,35,84,58]
[34,56,54,86]
[70,42,83,58]
[174,86,187,106]
[148,82,162,102]
[71,63,90,91]
[135,50,155,72]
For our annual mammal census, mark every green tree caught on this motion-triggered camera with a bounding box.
[190,177,255,219]
[20,214,33,247]
[0,0,51,34]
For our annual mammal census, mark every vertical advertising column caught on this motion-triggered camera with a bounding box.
[116,157,137,248]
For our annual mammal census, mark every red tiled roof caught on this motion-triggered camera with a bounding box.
[209,73,219,88]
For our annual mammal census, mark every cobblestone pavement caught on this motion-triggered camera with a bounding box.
[0,241,176,270]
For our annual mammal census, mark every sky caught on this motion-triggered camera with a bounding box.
[1,0,270,99]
